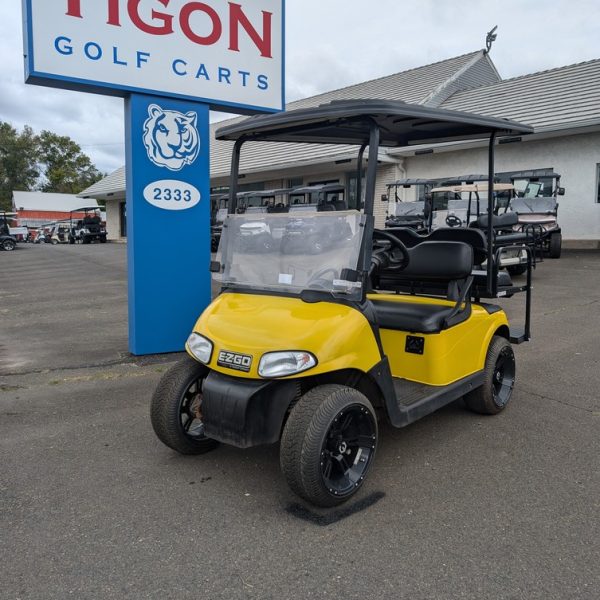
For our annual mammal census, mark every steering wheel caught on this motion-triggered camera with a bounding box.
[307,267,339,290]
[445,214,463,228]
[372,230,410,271]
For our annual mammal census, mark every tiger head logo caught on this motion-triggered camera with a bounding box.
[142,104,200,171]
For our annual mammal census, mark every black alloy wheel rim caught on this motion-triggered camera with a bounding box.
[320,404,376,497]
[492,347,515,407]
[179,378,208,440]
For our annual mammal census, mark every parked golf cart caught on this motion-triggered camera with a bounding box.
[45,220,74,244]
[280,183,352,254]
[234,189,293,252]
[210,193,229,251]
[428,182,533,275]
[0,212,18,251]
[70,207,107,244]
[384,179,435,231]
[509,170,565,258]
[150,100,534,507]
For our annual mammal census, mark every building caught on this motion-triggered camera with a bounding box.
[12,191,100,228]
[80,49,600,246]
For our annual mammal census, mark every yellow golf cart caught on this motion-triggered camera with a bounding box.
[151,101,534,507]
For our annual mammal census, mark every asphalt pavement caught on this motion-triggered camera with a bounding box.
[1,243,599,600]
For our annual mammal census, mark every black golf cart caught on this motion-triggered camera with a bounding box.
[210,193,229,251]
[151,100,534,507]
[235,188,293,252]
[281,183,352,253]
[384,179,436,231]
[508,170,565,258]
[0,212,18,251]
[69,207,107,244]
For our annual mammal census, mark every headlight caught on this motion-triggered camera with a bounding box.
[186,333,213,364]
[258,351,317,378]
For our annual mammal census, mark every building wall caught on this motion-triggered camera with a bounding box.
[404,131,600,241]
[105,199,125,241]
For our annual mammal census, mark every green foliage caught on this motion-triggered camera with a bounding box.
[0,122,40,211]
[0,121,104,209]
[38,130,103,194]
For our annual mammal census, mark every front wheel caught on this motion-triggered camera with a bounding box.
[150,356,219,455]
[464,336,515,415]
[1,239,16,251]
[549,232,562,258]
[280,385,378,507]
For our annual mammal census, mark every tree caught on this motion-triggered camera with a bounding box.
[38,130,103,194]
[0,122,40,211]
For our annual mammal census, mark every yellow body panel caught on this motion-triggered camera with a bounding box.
[190,293,381,379]
[368,293,509,386]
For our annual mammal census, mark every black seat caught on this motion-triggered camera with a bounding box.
[371,240,474,333]
[375,227,515,300]
[371,301,463,334]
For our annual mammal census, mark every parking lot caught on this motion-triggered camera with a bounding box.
[1,243,599,599]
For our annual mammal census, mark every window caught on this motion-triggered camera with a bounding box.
[287,177,303,189]
[596,164,600,203]
[346,171,365,210]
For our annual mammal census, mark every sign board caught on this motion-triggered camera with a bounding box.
[23,0,285,114]
[22,0,285,355]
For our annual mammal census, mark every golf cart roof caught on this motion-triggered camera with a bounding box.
[431,183,515,193]
[70,206,100,214]
[216,100,533,147]
[387,179,438,187]
[509,170,561,180]
[441,174,495,184]
[237,188,292,199]
[291,183,345,194]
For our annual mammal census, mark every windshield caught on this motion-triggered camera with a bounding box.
[214,211,366,299]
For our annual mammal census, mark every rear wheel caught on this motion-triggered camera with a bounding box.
[280,385,377,507]
[549,232,562,258]
[464,336,515,415]
[150,356,219,455]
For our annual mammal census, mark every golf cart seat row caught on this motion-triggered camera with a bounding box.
[370,240,475,334]
[376,227,517,299]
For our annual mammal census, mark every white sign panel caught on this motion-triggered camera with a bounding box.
[23,0,284,113]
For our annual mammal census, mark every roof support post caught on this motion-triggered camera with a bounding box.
[228,138,244,214]
[358,123,380,281]
[486,131,496,296]
[356,143,367,209]
[363,123,380,217]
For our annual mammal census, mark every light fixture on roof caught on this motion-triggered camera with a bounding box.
[485,25,498,54]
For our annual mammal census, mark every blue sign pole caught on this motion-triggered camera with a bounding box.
[125,94,211,355]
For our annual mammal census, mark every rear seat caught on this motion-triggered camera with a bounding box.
[371,241,474,334]
[377,227,514,298]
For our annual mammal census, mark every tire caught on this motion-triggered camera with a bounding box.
[464,336,515,415]
[150,356,219,455]
[1,239,16,251]
[280,384,378,507]
[507,265,527,276]
[51,239,58,245]
[549,232,562,259]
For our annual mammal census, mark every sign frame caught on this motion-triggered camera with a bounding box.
[21,0,285,115]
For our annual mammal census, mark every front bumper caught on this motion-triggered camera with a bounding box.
[201,370,299,448]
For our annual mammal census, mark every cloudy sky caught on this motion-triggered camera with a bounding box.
[1,0,598,174]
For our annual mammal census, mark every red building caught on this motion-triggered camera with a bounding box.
[12,191,100,227]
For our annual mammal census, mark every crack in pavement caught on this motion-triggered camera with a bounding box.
[522,387,598,414]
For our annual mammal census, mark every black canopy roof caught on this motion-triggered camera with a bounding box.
[387,178,438,187]
[508,170,561,180]
[216,100,533,147]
